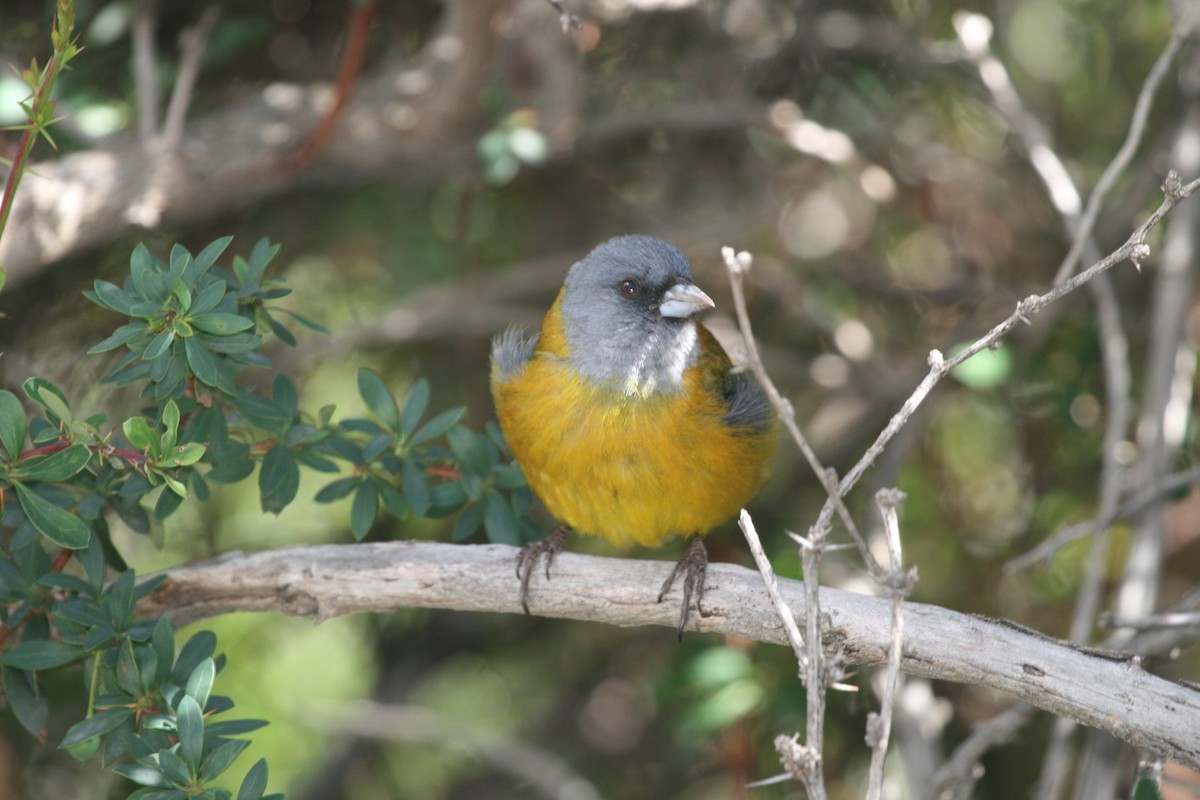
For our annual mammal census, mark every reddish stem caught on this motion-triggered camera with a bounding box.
[425,466,461,480]
[282,0,381,174]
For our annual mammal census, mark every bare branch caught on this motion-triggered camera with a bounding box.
[722,246,880,573]
[933,704,1039,798]
[739,510,807,670]
[1049,15,1196,285]
[539,0,582,31]
[132,0,160,142]
[1008,463,1200,573]
[815,171,1200,538]
[865,488,913,800]
[161,7,222,148]
[131,541,1200,767]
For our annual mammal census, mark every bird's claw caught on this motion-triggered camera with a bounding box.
[657,537,709,639]
[516,526,569,614]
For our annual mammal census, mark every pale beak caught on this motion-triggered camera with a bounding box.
[660,282,715,318]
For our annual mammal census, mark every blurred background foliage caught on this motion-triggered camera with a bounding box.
[0,0,1196,798]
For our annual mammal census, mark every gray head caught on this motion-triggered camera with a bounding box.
[560,235,714,396]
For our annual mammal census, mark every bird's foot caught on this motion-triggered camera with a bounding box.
[657,537,710,639]
[516,526,569,614]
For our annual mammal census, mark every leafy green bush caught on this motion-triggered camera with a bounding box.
[0,237,534,798]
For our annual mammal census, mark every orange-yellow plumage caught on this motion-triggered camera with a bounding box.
[492,290,775,549]
[491,235,777,628]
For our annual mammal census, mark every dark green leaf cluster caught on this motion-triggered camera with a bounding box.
[0,556,275,799]
[86,238,326,399]
[0,237,536,799]
[309,369,539,543]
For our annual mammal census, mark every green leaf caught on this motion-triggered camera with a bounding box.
[152,617,176,687]
[350,480,378,541]
[206,458,254,483]
[114,764,171,788]
[192,236,233,278]
[159,748,194,786]
[493,462,527,490]
[400,378,430,439]
[200,739,249,782]
[263,311,294,350]
[238,759,269,800]
[314,477,358,503]
[272,307,329,335]
[186,658,215,711]
[88,321,148,354]
[482,488,520,544]
[61,707,136,747]
[1132,777,1163,800]
[127,788,187,800]
[191,313,253,335]
[400,460,429,516]
[452,502,483,541]
[124,416,156,453]
[160,442,206,468]
[272,374,298,420]
[376,479,408,519]
[106,570,137,631]
[176,694,205,769]
[2,638,83,670]
[259,445,299,514]
[167,244,191,297]
[0,389,27,460]
[23,378,73,425]
[161,399,180,455]
[19,443,91,481]
[362,433,392,464]
[2,666,48,736]
[184,335,233,394]
[408,407,465,446]
[90,280,136,315]
[206,718,268,737]
[13,481,90,548]
[357,369,400,432]
[171,630,216,685]
[115,637,141,695]
[143,328,175,361]
[447,425,497,476]
[189,280,227,317]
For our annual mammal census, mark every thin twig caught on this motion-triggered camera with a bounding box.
[814,172,1200,536]
[1102,611,1200,630]
[132,0,160,142]
[1051,15,1196,285]
[540,0,583,31]
[739,510,807,670]
[1009,462,1200,572]
[284,0,382,173]
[932,704,1039,797]
[798,530,829,800]
[722,247,881,573]
[161,7,221,148]
[865,488,912,800]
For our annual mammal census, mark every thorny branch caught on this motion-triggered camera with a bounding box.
[813,171,1200,537]
[865,488,914,800]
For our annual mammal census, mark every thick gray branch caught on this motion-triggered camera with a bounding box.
[136,540,1200,769]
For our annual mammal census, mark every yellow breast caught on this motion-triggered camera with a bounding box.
[492,298,774,549]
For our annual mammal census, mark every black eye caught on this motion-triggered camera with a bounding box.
[619,279,640,297]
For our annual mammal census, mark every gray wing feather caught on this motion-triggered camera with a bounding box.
[723,370,774,432]
[491,326,539,382]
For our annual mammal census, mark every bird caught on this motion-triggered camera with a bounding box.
[490,235,777,635]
